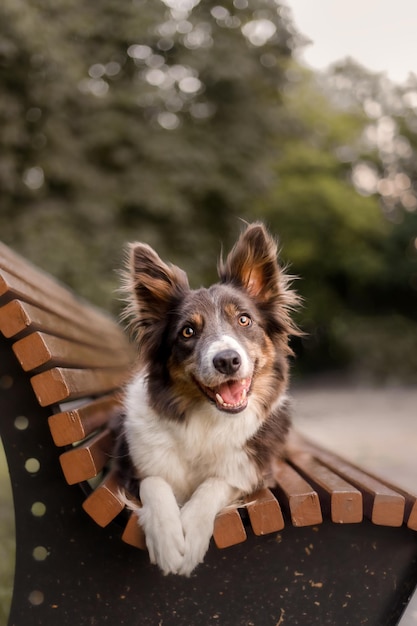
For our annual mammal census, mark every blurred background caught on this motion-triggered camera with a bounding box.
[1,0,416,623]
[1,0,417,381]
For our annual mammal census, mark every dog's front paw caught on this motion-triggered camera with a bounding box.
[139,477,185,575]
[178,503,214,576]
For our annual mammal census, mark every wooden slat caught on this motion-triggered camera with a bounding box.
[48,395,122,446]
[0,244,75,305]
[272,459,323,527]
[0,243,105,324]
[0,299,41,338]
[30,367,128,406]
[408,502,417,531]
[245,488,285,535]
[0,299,129,351]
[122,511,147,550]
[0,267,88,324]
[369,483,417,531]
[82,471,125,527]
[301,439,405,527]
[12,331,131,372]
[327,459,417,530]
[213,508,247,548]
[0,241,78,297]
[59,429,113,485]
[288,451,363,524]
[0,267,125,345]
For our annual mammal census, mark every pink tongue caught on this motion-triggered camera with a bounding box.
[217,380,243,405]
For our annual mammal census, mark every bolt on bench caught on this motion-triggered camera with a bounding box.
[1,241,417,626]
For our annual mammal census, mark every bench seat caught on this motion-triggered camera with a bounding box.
[1,241,416,626]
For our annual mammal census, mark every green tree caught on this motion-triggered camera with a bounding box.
[251,66,417,380]
[0,0,302,308]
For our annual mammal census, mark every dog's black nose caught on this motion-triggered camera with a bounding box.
[213,350,241,375]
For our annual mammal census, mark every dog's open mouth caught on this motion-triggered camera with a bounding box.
[196,377,252,413]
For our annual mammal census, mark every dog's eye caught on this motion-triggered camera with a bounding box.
[181,326,195,338]
[238,314,252,327]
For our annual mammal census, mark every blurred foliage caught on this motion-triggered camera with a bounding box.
[0,1,416,381]
[254,68,417,379]
[0,443,14,623]
[0,0,301,306]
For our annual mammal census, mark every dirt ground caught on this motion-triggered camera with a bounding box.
[291,384,417,493]
[292,383,417,626]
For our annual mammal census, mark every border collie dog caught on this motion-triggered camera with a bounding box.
[117,222,299,576]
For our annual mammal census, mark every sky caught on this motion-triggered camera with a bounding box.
[286,0,417,84]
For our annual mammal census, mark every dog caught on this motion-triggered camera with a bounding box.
[115,222,300,576]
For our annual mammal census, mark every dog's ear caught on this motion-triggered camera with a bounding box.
[218,223,300,331]
[125,243,189,325]
[218,223,282,300]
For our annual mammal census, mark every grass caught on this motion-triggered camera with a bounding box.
[0,441,15,625]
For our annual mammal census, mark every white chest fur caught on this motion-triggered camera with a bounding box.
[124,375,261,504]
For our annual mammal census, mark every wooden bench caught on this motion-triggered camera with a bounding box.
[1,241,417,626]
